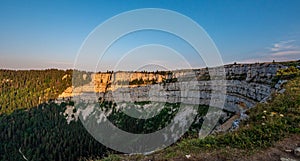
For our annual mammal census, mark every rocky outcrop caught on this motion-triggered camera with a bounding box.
[60,63,285,113]
[59,62,290,136]
[98,79,270,113]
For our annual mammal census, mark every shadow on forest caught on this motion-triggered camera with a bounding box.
[0,100,109,161]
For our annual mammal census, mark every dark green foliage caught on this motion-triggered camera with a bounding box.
[0,97,212,160]
[129,78,144,85]
[279,60,300,67]
[276,66,300,80]
[0,101,108,161]
[154,71,172,75]
[163,78,178,83]
[106,102,180,133]
[100,101,210,135]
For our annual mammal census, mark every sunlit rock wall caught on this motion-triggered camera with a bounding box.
[61,63,285,112]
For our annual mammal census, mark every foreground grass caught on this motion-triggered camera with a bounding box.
[101,75,300,161]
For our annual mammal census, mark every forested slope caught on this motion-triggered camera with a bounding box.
[0,69,109,160]
[0,69,72,114]
[0,101,108,161]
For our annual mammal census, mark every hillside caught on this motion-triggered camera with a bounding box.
[0,69,72,114]
[0,61,299,161]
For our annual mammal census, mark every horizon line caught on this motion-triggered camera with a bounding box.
[0,59,299,72]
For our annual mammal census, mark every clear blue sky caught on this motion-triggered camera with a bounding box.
[0,0,300,70]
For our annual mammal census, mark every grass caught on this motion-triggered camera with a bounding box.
[100,75,300,161]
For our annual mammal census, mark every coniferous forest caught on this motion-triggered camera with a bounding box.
[0,69,72,114]
[0,69,109,160]
[0,69,211,160]
[0,101,108,161]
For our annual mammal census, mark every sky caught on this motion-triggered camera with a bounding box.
[0,0,300,71]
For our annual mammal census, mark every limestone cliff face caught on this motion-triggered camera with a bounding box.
[59,62,285,111]
[58,87,73,98]
[58,72,169,97]
[99,80,271,112]
[92,72,170,92]
[93,73,112,92]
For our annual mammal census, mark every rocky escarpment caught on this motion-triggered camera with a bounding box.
[60,63,285,113]
[60,62,288,134]
[58,71,170,98]
[98,79,270,112]
[94,63,284,112]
